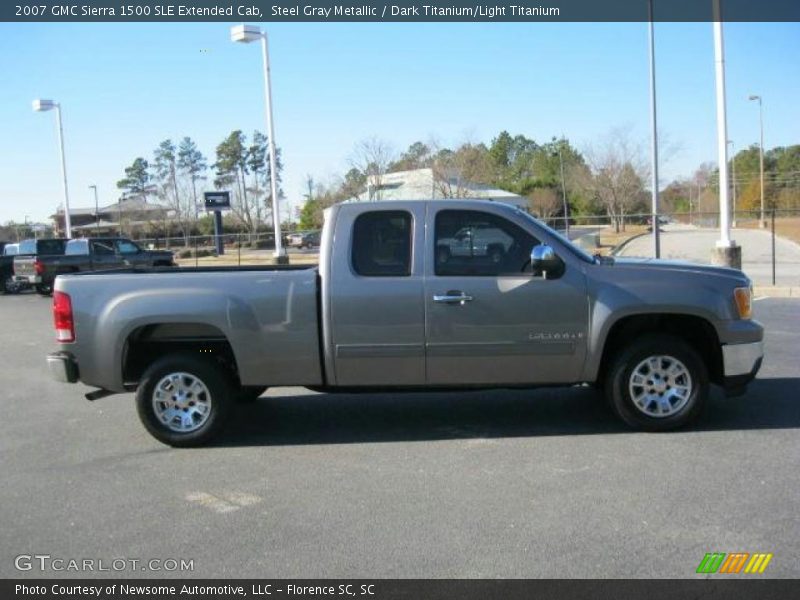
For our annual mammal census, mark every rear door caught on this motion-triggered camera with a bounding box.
[424,207,589,385]
[328,205,426,386]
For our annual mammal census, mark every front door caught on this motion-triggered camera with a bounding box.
[425,208,589,385]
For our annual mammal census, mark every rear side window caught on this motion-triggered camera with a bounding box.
[37,239,66,255]
[352,211,412,277]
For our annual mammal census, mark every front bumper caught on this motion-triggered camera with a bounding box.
[47,351,79,384]
[721,341,763,396]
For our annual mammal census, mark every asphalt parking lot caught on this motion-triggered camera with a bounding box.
[0,293,798,578]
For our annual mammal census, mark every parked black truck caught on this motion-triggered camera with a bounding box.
[7,238,68,294]
[14,237,175,295]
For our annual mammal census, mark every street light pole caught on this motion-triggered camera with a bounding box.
[647,0,661,258]
[556,144,569,237]
[748,95,765,227]
[33,99,72,238]
[710,0,740,269]
[89,185,100,232]
[231,24,287,262]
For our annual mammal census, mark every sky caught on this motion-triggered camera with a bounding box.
[0,21,798,224]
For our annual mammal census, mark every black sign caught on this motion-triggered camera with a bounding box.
[204,191,230,211]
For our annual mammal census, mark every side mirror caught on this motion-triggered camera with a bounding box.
[530,244,560,277]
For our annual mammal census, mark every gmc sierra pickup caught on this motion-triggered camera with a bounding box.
[47,200,763,446]
[15,237,175,295]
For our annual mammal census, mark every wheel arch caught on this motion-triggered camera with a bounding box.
[122,322,241,387]
[594,313,723,386]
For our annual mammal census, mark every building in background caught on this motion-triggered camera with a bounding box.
[51,195,172,237]
[348,168,528,210]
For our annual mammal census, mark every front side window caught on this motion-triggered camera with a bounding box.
[65,240,89,255]
[352,211,412,277]
[435,210,539,276]
[91,240,115,256]
[115,240,140,255]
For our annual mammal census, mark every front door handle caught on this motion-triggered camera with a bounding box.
[433,291,474,305]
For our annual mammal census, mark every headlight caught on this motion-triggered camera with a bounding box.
[734,286,752,319]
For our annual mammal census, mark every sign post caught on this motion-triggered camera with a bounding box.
[204,191,231,256]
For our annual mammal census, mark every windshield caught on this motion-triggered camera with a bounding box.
[517,211,596,264]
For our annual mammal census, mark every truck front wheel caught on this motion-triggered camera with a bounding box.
[135,353,233,447]
[605,334,708,431]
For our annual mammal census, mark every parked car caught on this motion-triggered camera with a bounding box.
[14,237,175,295]
[10,238,67,295]
[287,230,321,249]
[47,200,762,446]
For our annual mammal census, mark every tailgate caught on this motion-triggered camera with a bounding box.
[13,257,36,277]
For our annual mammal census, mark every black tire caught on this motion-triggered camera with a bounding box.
[604,334,708,431]
[135,353,234,447]
[35,284,52,296]
[235,386,268,404]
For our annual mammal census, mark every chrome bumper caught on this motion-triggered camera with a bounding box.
[15,275,40,283]
[722,341,764,377]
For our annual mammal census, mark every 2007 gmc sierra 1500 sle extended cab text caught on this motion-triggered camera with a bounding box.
[46,200,763,446]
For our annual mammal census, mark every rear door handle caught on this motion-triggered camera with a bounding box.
[433,291,474,305]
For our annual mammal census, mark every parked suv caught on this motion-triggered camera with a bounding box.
[287,230,321,249]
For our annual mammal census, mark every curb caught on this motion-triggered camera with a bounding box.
[610,231,651,256]
[753,286,799,298]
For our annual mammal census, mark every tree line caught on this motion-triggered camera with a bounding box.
[297,129,655,232]
[116,131,282,243]
[297,130,800,232]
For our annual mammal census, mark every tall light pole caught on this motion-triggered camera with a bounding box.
[231,24,287,262]
[89,185,100,232]
[710,0,740,269]
[647,0,661,258]
[556,142,569,236]
[748,94,765,227]
[726,140,737,227]
[33,99,72,238]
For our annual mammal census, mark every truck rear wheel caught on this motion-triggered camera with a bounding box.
[605,334,708,431]
[35,284,52,296]
[135,353,233,447]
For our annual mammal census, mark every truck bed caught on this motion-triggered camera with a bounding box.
[55,265,323,392]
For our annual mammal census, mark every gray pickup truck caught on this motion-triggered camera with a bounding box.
[47,200,763,446]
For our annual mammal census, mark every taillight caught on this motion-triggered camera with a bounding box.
[34,259,45,275]
[53,291,75,343]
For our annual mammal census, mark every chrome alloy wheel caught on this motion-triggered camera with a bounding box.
[628,355,692,418]
[152,372,212,433]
